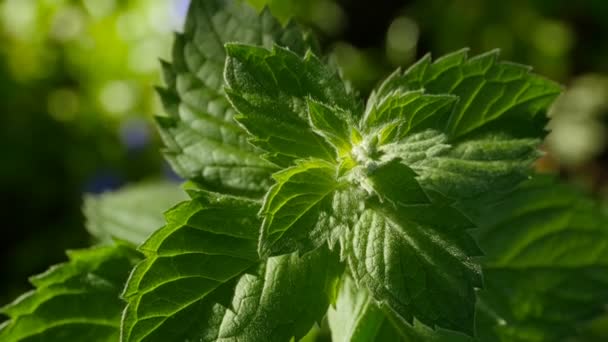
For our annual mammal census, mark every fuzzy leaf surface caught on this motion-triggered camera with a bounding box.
[377,129,542,199]
[223,43,563,335]
[369,49,562,138]
[364,50,561,199]
[224,43,360,166]
[0,244,141,342]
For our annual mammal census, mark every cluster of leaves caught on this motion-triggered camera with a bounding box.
[2,0,608,341]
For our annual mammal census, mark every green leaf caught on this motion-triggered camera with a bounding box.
[335,161,482,334]
[121,191,260,341]
[121,190,342,341]
[0,243,141,342]
[363,89,457,143]
[223,48,562,336]
[365,159,429,205]
[224,43,360,166]
[259,158,340,256]
[328,275,475,342]
[156,115,276,197]
[364,50,561,199]
[227,46,556,333]
[387,314,476,342]
[370,49,562,138]
[158,0,319,196]
[342,202,482,334]
[378,129,542,199]
[206,245,342,342]
[307,99,353,156]
[84,181,188,245]
[469,176,608,342]
[327,275,401,342]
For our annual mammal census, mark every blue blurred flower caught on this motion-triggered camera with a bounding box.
[119,117,151,151]
[84,170,124,194]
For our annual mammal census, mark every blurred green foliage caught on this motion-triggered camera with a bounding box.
[0,0,185,304]
[1,0,608,323]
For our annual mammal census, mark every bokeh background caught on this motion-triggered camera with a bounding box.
[1,0,607,312]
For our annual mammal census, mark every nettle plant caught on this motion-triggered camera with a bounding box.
[2,1,608,341]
